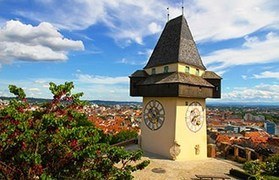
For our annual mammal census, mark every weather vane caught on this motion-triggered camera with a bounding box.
[167,7,170,21]
[182,0,184,15]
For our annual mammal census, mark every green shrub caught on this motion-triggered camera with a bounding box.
[0,82,149,179]
[243,160,264,178]
[110,130,138,145]
[229,168,256,180]
[265,154,279,176]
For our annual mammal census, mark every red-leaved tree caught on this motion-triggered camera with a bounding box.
[0,82,149,179]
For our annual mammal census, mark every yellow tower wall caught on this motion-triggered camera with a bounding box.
[177,63,205,76]
[141,97,207,160]
[145,63,205,76]
[144,63,178,75]
[175,98,207,160]
[141,97,177,159]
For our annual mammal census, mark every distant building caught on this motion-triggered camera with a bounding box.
[244,113,254,121]
[225,125,239,133]
[225,125,258,133]
[264,121,276,135]
[255,115,265,121]
[244,113,265,121]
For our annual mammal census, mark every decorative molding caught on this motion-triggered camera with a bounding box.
[170,140,181,160]
[195,144,200,155]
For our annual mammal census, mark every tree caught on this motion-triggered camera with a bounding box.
[265,154,279,176]
[0,82,149,179]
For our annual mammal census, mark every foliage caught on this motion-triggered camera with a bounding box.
[243,160,263,175]
[243,160,264,179]
[243,155,279,179]
[261,114,279,124]
[265,154,279,176]
[229,168,256,180]
[263,175,279,180]
[0,82,149,179]
[110,130,138,145]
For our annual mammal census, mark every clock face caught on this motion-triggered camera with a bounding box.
[143,100,165,131]
[185,102,204,132]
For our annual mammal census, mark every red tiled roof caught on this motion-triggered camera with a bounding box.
[244,131,269,143]
[216,134,231,144]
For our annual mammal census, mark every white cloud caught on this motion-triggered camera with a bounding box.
[241,75,248,80]
[15,0,279,45]
[117,58,136,65]
[29,88,40,92]
[187,0,279,42]
[16,0,166,45]
[148,22,162,34]
[0,76,137,101]
[253,71,279,79]
[222,84,279,102]
[138,49,152,58]
[116,58,146,66]
[0,20,84,65]
[75,73,129,84]
[34,80,47,84]
[203,32,279,72]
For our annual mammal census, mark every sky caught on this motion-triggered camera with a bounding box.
[0,0,279,104]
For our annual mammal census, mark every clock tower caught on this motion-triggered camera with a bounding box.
[130,15,221,160]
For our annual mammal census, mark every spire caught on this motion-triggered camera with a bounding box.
[144,16,206,70]
[182,0,184,16]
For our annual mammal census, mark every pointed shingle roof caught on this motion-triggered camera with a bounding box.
[202,71,222,79]
[144,15,206,70]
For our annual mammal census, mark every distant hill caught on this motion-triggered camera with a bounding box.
[0,96,51,103]
[1,96,278,107]
[0,96,141,106]
[207,101,279,107]
[89,100,141,106]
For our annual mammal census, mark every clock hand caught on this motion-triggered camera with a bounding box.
[191,114,200,122]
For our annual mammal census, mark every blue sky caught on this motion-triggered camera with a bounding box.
[0,0,279,104]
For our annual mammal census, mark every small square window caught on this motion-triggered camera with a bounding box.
[164,66,169,73]
[196,69,199,76]
[152,68,156,75]
[185,66,190,73]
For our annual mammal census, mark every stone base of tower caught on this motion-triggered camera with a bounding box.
[140,97,207,161]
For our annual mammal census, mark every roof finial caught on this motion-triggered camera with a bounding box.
[167,7,170,22]
[182,0,184,16]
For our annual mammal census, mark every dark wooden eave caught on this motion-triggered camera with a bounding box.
[139,72,214,88]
